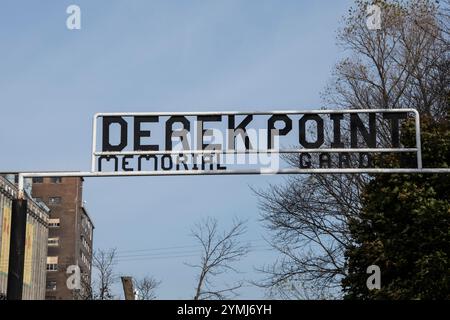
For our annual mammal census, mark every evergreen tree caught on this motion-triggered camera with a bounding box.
[342,117,450,299]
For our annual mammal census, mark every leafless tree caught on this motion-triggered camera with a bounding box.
[134,276,161,300]
[92,248,117,300]
[74,272,94,300]
[256,0,449,299]
[188,217,249,300]
[328,0,448,118]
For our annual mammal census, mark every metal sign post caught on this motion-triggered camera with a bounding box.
[3,108,449,299]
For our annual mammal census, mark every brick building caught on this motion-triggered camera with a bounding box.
[32,177,94,300]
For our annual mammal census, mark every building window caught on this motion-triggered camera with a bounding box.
[50,177,62,184]
[48,197,61,205]
[81,235,90,253]
[46,264,58,271]
[48,237,59,246]
[47,256,58,271]
[32,177,44,183]
[49,218,60,228]
[46,281,57,291]
[80,252,90,270]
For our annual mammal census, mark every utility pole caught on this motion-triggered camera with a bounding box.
[6,174,27,300]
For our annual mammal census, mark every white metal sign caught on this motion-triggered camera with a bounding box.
[89,109,424,176]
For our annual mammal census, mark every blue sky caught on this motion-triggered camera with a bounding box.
[0,0,353,299]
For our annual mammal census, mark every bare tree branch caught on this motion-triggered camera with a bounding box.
[134,276,161,300]
[188,217,249,300]
[92,248,117,300]
[256,0,449,299]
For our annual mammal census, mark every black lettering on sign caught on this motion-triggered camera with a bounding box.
[267,115,292,149]
[161,155,173,170]
[102,117,127,151]
[138,155,157,171]
[122,155,134,172]
[197,115,222,150]
[166,116,191,151]
[339,153,350,168]
[95,111,414,172]
[299,114,324,148]
[134,116,159,151]
[383,112,407,147]
[176,154,189,170]
[351,113,376,148]
[228,115,253,150]
[330,114,344,148]
[319,153,331,168]
[201,154,214,171]
[359,153,372,168]
[299,153,311,168]
[98,155,119,171]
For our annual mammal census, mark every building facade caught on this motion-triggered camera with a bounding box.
[32,177,94,300]
[0,175,50,300]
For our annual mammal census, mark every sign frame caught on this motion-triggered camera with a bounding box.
[90,108,424,175]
